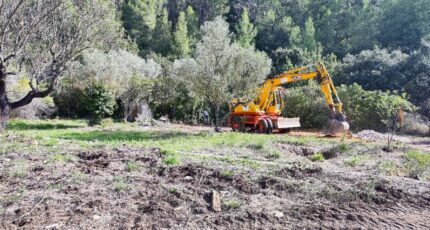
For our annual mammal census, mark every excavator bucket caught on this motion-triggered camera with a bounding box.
[327,119,350,136]
[276,117,301,129]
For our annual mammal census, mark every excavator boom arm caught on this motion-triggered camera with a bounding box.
[257,62,343,116]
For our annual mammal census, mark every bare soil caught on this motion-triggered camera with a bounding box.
[0,126,429,229]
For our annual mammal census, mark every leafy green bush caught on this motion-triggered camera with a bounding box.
[283,81,414,131]
[283,80,331,129]
[82,84,117,125]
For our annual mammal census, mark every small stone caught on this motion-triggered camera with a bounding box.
[31,140,38,146]
[211,190,221,212]
[183,176,193,182]
[273,211,284,218]
[93,215,101,220]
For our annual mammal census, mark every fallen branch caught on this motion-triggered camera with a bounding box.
[11,196,46,223]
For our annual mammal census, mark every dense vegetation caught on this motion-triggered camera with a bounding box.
[2,0,429,133]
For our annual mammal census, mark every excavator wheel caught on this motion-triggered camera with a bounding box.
[230,116,244,132]
[265,118,273,134]
[256,119,268,134]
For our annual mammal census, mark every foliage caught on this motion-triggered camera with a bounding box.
[81,83,117,126]
[57,49,161,120]
[235,8,257,47]
[174,17,271,128]
[309,152,324,162]
[174,11,191,57]
[283,82,414,131]
[337,47,409,92]
[0,0,123,129]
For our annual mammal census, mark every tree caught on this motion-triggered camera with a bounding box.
[174,11,191,57]
[122,0,166,57]
[337,47,409,91]
[185,6,200,51]
[152,8,174,57]
[0,0,122,130]
[61,49,162,122]
[174,17,271,130]
[235,8,257,47]
[303,17,317,52]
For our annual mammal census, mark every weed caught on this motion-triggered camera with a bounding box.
[50,153,74,163]
[163,155,181,166]
[169,188,178,194]
[9,160,29,178]
[337,142,350,152]
[405,150,430,168]
[378,160,402,176]
[125,161,140,172]
[265,150,281,159]
[240,159,260,168]
[223,198,241,210]
[309,152,324,162]
[221,170,235,179]
[247,143,264,150]
[344,156,364,167]
[113,177,129,192]
[404,150,430,178]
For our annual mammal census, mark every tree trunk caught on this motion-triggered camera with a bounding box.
[214,104,220,132]
[0,77,10,131]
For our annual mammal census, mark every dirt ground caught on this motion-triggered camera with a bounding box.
[0,124,429,229]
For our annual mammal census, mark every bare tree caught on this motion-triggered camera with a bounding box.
[0,0,121,130]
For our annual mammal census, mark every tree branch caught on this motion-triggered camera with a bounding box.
[9,79,56,109]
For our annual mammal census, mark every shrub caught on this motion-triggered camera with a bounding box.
[82,83,117,126]
[283,80,331,129]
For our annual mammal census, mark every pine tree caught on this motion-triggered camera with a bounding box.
[174,11,191,57]
[235,8,257,47]
[152,8,173,56]
[303,17,317,51]
[186,6,200,50]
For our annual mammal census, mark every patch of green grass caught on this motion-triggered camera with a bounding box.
[223,198,241,210]
[50,153,74,163]
[309,152,325,162]
[344,155,365,167]
[7,119,86,130]
[9,159,29,178]
[240,158,260,168]
[113,177,129,192]
[125,161,140,172]
[405,150,430,168]
[378,160,402,176]
[221,170,235,179]
[265,149,281,159]
[337,142,350,152]
[404,150,430,179]
[163,155,182,166]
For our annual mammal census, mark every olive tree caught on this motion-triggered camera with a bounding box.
[0,0,122,130]
[62,49,162,122]
[174,17,271,130]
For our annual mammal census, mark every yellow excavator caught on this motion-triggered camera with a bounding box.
[228,62,349,135]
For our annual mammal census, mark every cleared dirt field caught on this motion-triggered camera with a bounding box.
[0,120,429,229]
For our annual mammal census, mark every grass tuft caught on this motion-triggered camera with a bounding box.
[125,161,140,172]
[163,155,182,166]
[309,152,325,162]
